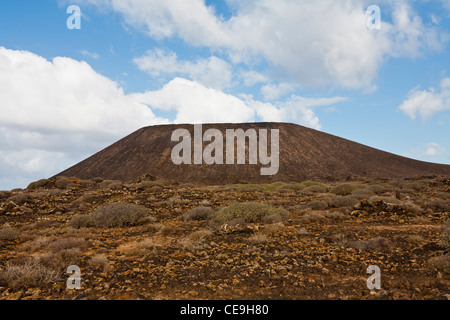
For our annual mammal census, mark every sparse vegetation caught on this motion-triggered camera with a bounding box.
[213,202,289,223]
[330,183,358,196]
[69,203,149,228]
[183,207,214,222]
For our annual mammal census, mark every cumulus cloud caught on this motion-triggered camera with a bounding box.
[0,46,167,189]
[399,78,450,120]
[243,95,349,130]
[78,0,447,89]
[130,77,255,123]
[261,83,295,101]
[134,49,232,89]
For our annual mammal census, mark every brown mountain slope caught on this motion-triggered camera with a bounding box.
[55,123,450,184]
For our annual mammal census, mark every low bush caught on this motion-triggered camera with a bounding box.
[54,177,74,189]
[442,221,450,251]
[423,199,450,212]
[0,224,19,240]
[331,184,358,196]
[27,179,49,190]
[328,195,359,208]
[69,203,149,228]
[427,254,450,275]
[183,207,214,222]
[214,202,289,223]
[307,200,328,210]
[7,193,33,205]
[0,260,59,291]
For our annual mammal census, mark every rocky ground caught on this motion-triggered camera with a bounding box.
[0,175,449,300]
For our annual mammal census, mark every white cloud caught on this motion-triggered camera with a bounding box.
[261,83,294,101]
[244,95,348,130]
[134,49,232,89]
[424,143,446,157]
[399,78,450,120]
[80,0,447,89]
[240,70,269,87]
[130,77,255,124]
[80,50,100,60]
[0,46,168,189]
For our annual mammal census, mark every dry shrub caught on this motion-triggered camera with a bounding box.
[300,184,327,194]
[117,239,159,256]
[368,185,385,194]
[247,233,268,244]
[262,223,284,236]
[427,254,450,275]
[404,234,425,244]
[307,200,328,211]
[49,189,64,197]
[23,220,61,230]
[69,203,149,228]
[331,184,358,196]
[187,230,213,242]
[423,199,450,212]
[435,192,450,200]
[352,188,375,200]
[140,224,163,234]
[158,225,177,236]
[346,237,393,251]
[214,202,289,223]
[0,260,59,291]
[0,223,19,240]
[88,254,112,272]
[183,207,214,222]
[27,179,49,190]
[49,237,89,252]
[0,190,12,200]
[36,248,82,271]
[410,217,432,225]
[299,212,331,224]
[441,221,450,251]
[19,237,54,253]
[367,196,401,205]
[181,230,213,250]
[136,180,164,190]
[54,177,74,189]
[263,182,287,192]
[198,199,212,206]
[328,195,359,208]
[7,193,33,205]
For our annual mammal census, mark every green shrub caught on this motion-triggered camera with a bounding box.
[301,184,327,194]
[301,180,322,188]
[263,182,287,192]
[183,207,214,221]
[331,183,358,196]
[214,202,289,223]
[69,203,149,228]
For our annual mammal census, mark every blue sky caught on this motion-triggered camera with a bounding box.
[0,0,449,190]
